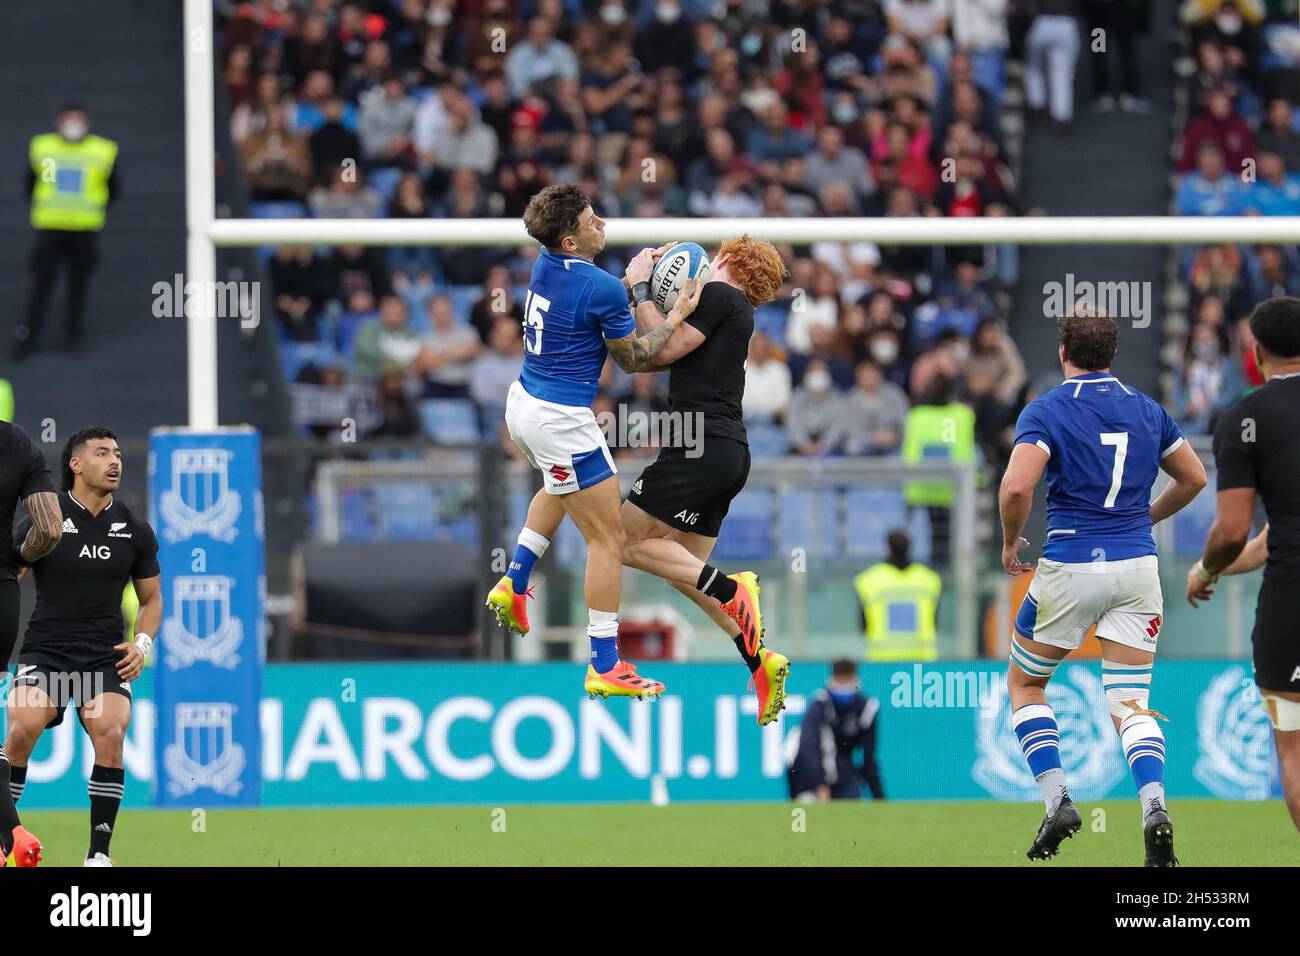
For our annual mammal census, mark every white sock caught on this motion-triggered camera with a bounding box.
[518,527,550,558]
[1139,782,1166,822]
[587,609,618,639]
[1037,768,1067,814]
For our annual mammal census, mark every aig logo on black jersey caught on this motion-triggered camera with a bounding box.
[79,544,111,560]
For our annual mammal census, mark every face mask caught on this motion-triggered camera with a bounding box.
[741,34,762,57]
[1215,12,1242,35]
[59,119,88,142]
[427,7,452,27]
[829,688,857,706]
[949,343,970,363]
[602,5,627,25]
[831,102,858,125]
[656,3,681,23]
[805,369,831,393]
[871,338,899,363]
[1194,341,1219,359]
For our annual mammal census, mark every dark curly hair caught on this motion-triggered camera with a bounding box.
[61,425,117,492]
[522,183,590,249]
[1057,306,1118,372]
[1248,295,1300,360]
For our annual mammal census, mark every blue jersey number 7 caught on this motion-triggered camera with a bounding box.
[1099,431,1129,509]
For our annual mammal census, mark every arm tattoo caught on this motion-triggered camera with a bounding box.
[606,321,679,373]
[20,491,63,563]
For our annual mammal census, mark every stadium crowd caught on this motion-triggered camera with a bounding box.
[1171,0,1300,433]
[217,0,1030,471]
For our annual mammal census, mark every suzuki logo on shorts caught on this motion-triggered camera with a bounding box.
[79,544,111,560]
[1145,615,1162,639]
[548,465,570,483]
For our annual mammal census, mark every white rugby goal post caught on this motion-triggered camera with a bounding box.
[183,0,1300,428]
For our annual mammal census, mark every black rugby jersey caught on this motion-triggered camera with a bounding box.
[0,423,55,579]
[13,492,159,648]
[1213,373,1300,583]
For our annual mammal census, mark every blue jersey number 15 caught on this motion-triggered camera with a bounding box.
[523,289,550,356]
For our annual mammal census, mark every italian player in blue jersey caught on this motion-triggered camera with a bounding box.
[998,307,1207,866]
[483,184,764,701]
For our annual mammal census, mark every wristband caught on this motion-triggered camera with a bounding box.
[1193,561,1219,583]
[134,633,154,658]
[631,281,652,307]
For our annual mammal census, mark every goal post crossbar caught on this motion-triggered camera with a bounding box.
[207,215,1300,247]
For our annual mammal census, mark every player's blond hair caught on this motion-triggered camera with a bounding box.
[718,235,787,307]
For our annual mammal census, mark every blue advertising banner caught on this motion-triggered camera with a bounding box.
[147,428,264,806]
[6,660,1280,809]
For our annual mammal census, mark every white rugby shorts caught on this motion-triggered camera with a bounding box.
[504,380,616,495]
[1015,555,1164,653]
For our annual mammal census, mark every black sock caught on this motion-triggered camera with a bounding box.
[9,763,25,805]
[88,765,124,858]
[697,565,737,604]
[0,749,19,856]
[733,634,763,673]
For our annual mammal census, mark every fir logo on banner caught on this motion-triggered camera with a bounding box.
[159,448,242,543]
[1194,665,1277,799]
[972,667,1127,801]
[161,575,244,670]
[163,702,246,797]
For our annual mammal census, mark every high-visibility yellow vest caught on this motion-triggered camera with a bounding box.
[0,379,12,423]
[854,561,942,662]
[902,401,975,507]
[29,132,118,231]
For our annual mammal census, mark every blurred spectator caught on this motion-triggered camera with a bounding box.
[1256,98,1300,172]
[966,317,1026,404]
[1247,244,1300,302]
[784,266,841,356]
[241,106,313,202]
[952,0,1010,100]
[505,16,579,99]
[787,659,884,801]
[270,245,325,342]
[841,360,910,455]
[1173,321,1246,433]
[308,94,363,186]
[469,265,524,345]
[805,125,875,205]
[309,165,384,218]
[1024,0,1082,133]
[418,295,481,399]
[366,366,423,438]
[742,332,793,421]
[1245,149,1300,215]
[885,0,954,65]
[1178,85,1253,173]
[429,90,499,178]
[351,294,423,384]
[903,374,975,565]
[1084,0,1147,111]
[357,73,417,169]
[855,530,942,660]
[470,318,526,419]
[786,360,851,456]
[1176,140,1247,215]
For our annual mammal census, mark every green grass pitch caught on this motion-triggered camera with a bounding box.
[19,799,1295,866]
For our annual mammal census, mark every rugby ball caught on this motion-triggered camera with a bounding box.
[649,242,710,314]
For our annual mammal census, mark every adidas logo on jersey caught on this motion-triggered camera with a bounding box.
[631,479,643,495]
[61,518,78,534]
